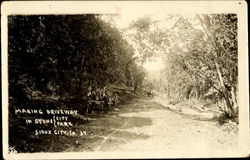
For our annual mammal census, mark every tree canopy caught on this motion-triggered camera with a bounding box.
[8,15,145,100]
[126,14,238,117]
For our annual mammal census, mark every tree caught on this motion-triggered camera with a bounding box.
[8,14,146,152]
[196,14,238,115]
[8,15,141,99]
[127,16,170,65]
[126,14,238,117]
[165,14,238,116]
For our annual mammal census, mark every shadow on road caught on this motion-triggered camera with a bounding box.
[68,115,152,152]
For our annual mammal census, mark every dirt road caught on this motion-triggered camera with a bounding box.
[65,96,238,154]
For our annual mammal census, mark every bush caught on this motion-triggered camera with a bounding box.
[218,111,238,125]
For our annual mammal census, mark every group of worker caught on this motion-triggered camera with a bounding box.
[85,86,119,114]
[146,90,155,98]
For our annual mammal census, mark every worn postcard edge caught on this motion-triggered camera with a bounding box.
[1,1,249,159]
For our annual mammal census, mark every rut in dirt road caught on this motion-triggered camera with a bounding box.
[65,97,238,152]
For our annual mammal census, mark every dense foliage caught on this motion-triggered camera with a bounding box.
[127,14,238,119]
[8,15,145,152]
[7,14,238,152]
[9,15,144,98]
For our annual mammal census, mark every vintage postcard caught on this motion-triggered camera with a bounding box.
[1,1,249,159]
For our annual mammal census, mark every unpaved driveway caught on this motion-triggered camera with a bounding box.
[65,96,238,153]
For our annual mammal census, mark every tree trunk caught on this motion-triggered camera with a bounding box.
[214,61,235,115]
[230,86,238,110]
[134,81,138,92]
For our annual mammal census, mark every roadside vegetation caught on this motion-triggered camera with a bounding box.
[8,15,145,152]
[8,14,238,153]
[126,14,238,124]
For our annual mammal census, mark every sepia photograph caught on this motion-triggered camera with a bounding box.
[1,1,249,159]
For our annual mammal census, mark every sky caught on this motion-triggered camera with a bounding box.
[107,14,172,74]
[112,13,176,30]
[101,14,201,78]
[143,57,166,72]
[100,14,205,82]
